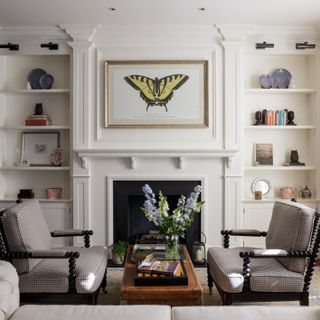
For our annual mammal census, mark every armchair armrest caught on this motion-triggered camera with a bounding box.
[221,229,267,248]
[239,249,312,259]
[51,229,93,248]
[0,250,80,294]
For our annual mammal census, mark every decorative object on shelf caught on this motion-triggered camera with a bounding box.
[141,184,204,260]
[192,232,206,265]
[109,240,128,265]
[253,143,273,165]
[25,103,52,126]
[40,42,59,50]
[300,186,312,199]
[27,68,54,89]
[280,187,298,199]
[254,111,263,125]
[51,148,64,166]
[287,110,296,125]
[258,74,273,89]
[20,159,30,167]
[21,131,60,166]
[34,103,43,115]
[255,41,274,50]
[0,43,19,51]
[296,42,316,50]
[254,190,262,200]
[105,60,208,128]
[289,150,305,166]
[17,189,34,199]
[39,73,54,89]
[27,68,47,89]
[251,178,271,197]
[25,114,51,126]
[46,187,63,200]
[272,68,292,89]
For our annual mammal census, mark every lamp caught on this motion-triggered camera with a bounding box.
[255,41,274,49]
[296,42,316,50]
[40,42,59,50]
[0,43,19,51]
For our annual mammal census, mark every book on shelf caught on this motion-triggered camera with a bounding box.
[25,114,52,126]
[137,259,182,276]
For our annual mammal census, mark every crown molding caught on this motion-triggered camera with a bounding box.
[0,26,70,40]
[93,25,222,47]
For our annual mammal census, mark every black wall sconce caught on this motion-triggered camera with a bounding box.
[255,41,274,49]
[296,42,316,50]
[0,43,19,51]
[40,42,59,50]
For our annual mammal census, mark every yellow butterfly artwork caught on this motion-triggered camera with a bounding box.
[124,74,189,112]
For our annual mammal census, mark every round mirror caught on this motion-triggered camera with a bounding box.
[251,178,271,196]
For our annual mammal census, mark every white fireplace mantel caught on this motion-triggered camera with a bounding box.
[75,148,239,170]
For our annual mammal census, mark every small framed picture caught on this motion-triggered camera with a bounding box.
[253,143,273,165]
[21,132,60,166]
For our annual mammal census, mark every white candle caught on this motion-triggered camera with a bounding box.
[195,248,203,262]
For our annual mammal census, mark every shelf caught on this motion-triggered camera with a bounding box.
[0,166,70,171]
[0,125,70,130]
[242,198,318,203]
[244,88,316,94]
[244,166,316,171]
[244,125,316,130]
[0,89,70,95]
[0,198,72,203]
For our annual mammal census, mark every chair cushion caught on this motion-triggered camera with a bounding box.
[19,246,107,294]
[266,201,315,273]
[2,200,52,274]
[207,247,304,293]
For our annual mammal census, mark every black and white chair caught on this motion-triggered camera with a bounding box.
[0,200,107,304]
[207,201,320,305]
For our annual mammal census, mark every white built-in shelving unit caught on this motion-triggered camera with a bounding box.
[241,33,320,246]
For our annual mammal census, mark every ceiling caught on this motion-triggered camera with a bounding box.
[1,0,320,27]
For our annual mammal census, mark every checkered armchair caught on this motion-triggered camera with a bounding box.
[207,201,320,305]
[0,200,107,304]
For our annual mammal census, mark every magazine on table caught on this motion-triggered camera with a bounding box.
[137,259,181,276]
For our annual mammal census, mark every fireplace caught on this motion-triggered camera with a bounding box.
[113,180,202,255]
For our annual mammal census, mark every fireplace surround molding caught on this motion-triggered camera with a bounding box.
[75,147,238,170]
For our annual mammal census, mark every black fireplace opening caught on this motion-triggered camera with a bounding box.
[113,180,202,256]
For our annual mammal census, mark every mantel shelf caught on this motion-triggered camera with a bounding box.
[244,88,316,94]
[244,166,316,171]
[75,148,239,170]
[0,89,70,95]
[0,198,72,203]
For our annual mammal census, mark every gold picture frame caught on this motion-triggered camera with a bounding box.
[105,60,208,128]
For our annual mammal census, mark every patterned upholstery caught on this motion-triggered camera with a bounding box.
[207,247,304,293]
[2,200,52,274]
[19,246,107,294]
[266,201,315,273]
[207,201,315,294]
[1,200,108,297]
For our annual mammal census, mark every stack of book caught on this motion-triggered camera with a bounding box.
[137,259,182,277]
[25,114,51,126]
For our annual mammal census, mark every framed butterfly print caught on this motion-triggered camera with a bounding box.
[105,60,208,127]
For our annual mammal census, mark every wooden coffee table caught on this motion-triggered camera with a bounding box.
[120,245,203,306]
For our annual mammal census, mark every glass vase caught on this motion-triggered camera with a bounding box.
[165,236,180,260]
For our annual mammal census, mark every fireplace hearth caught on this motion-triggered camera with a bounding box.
[113,180,202,255]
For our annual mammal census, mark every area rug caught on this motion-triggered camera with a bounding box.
[98,267,320,306]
